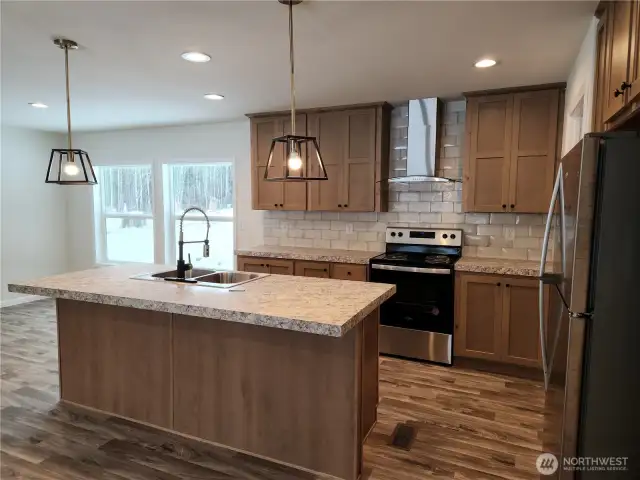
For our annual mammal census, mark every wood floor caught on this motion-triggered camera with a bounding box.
[1,300,548,480]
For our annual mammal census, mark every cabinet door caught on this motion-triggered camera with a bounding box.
[627,0,640,104]
[594,11,611,132]
[508,90,559,213]
[252,117,284,210]
[331,264,368,282]
[341,109,377,212]
[455,273,502,360]
[307,111,344,211]
[266,259,294,276]
[237,256,270,274]
[282,115,308,211]
[464,95,512,212]
[603,0,633,122]
[501,278,547,367]
[294,261,331,278]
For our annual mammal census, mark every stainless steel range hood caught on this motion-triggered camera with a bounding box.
[388,98,456,183]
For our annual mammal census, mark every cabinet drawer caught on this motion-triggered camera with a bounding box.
[331,264,368,282]
[294,261,331,278]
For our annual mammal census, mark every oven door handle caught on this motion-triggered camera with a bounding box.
[370,264,451,275]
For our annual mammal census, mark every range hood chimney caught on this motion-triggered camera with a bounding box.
[388,98,456,183]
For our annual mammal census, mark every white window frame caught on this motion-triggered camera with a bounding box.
[93,164,155,265]
[92,157,237,269]
[163,160,236,270]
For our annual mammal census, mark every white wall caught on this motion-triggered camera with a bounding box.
[1,126,68,306]
[563,16,598,155]
[67,119,262,271]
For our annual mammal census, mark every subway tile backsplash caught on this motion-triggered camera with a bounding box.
[263,100,548,260]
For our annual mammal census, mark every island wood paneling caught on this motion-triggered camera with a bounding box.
[56,299,172,428]
[172,313,363,480]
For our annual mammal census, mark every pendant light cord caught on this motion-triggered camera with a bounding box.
[64,44,74,158]
[289,0,296,135]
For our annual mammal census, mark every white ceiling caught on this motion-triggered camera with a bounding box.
[2,0,596,133]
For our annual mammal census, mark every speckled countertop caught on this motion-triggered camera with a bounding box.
[235,245,382,265]
[455,257,543,277]
[8,264,395,337]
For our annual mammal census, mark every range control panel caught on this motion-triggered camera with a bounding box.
[386,227,463,247]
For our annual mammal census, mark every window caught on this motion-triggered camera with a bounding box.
[168,163,234,270]
[95,165,154,263]
[93,161,235,269]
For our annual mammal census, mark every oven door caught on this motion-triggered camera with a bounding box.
[370,264,454,334]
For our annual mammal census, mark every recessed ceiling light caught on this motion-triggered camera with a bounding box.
[181,51,211,63]
[204,93,224,100]
[29,102,49,108]
[474,58,497,68]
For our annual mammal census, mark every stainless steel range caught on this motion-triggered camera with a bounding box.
[369,227,462,365]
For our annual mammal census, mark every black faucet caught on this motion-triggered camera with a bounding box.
[177,207,211,279]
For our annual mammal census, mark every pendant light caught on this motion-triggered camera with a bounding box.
[264,0,328,182]
[45,38,97,185]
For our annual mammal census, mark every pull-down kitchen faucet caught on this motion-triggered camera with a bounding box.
[176,207,211,279]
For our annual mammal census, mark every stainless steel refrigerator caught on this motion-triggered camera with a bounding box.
[539,132,640,478]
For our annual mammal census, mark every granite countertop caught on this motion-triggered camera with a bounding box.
[235,245,382,265]
[8,264,395,337]
[455,257,543,277]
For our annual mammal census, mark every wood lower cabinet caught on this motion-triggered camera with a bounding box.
[455,272,547,368]
[463,86,562,214]
[331,264,368,282]
[237,256,294,275]
[295,261,331,278]
[249,103,390,213]
[455,274,503,360]
[237,256,368,282]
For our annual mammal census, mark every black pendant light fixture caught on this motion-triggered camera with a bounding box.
[264,0,327,182]
[45,38,97,185]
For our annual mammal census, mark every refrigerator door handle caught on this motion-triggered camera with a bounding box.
[538,164,563,391]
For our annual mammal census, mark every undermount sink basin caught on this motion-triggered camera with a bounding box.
[131,269,268,289]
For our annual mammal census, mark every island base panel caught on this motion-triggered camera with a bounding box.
[56,299,172,428]
[172,313,364,480]
[55,299,379,480]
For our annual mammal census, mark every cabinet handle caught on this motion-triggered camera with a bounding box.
[323,268,328,272]
[344,204,348,208]
[274,204,278,207]
[614,81,631,97]
[347,271,352,276]
[497,282,501,286]
[280,204,284,207]
[510,204,515,209]
[260,264,265,267]
[338,204,342,207]
[506,283,510,288]
[502,204,506,209]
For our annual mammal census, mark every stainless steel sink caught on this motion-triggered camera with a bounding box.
[196,272,262,287]
[150,268,217,279]
[131,269,268,289]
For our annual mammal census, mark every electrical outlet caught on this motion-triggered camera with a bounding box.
[346,223,354,234]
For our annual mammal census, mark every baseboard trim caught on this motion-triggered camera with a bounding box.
[1,295,43,308]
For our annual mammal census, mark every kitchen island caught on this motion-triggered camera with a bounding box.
[8,264,395,480]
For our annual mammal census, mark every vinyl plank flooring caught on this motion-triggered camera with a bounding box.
[1,299,549,480]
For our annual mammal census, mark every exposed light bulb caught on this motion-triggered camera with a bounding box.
[287,151,302,171]
[63,161,80,176]
[474,58,497,68]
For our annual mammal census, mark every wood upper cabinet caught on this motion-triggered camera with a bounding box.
[464,86,562,214]
[454,273,502,360]
[602,0,633,123]
[295,261,331,278]
[455,272,548,368]
[249,103,390,213]
[251,115,307,211]
[464,95,513,212]
[594,0,640,128]
[509,90,559,213]
[308,108,377,212]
